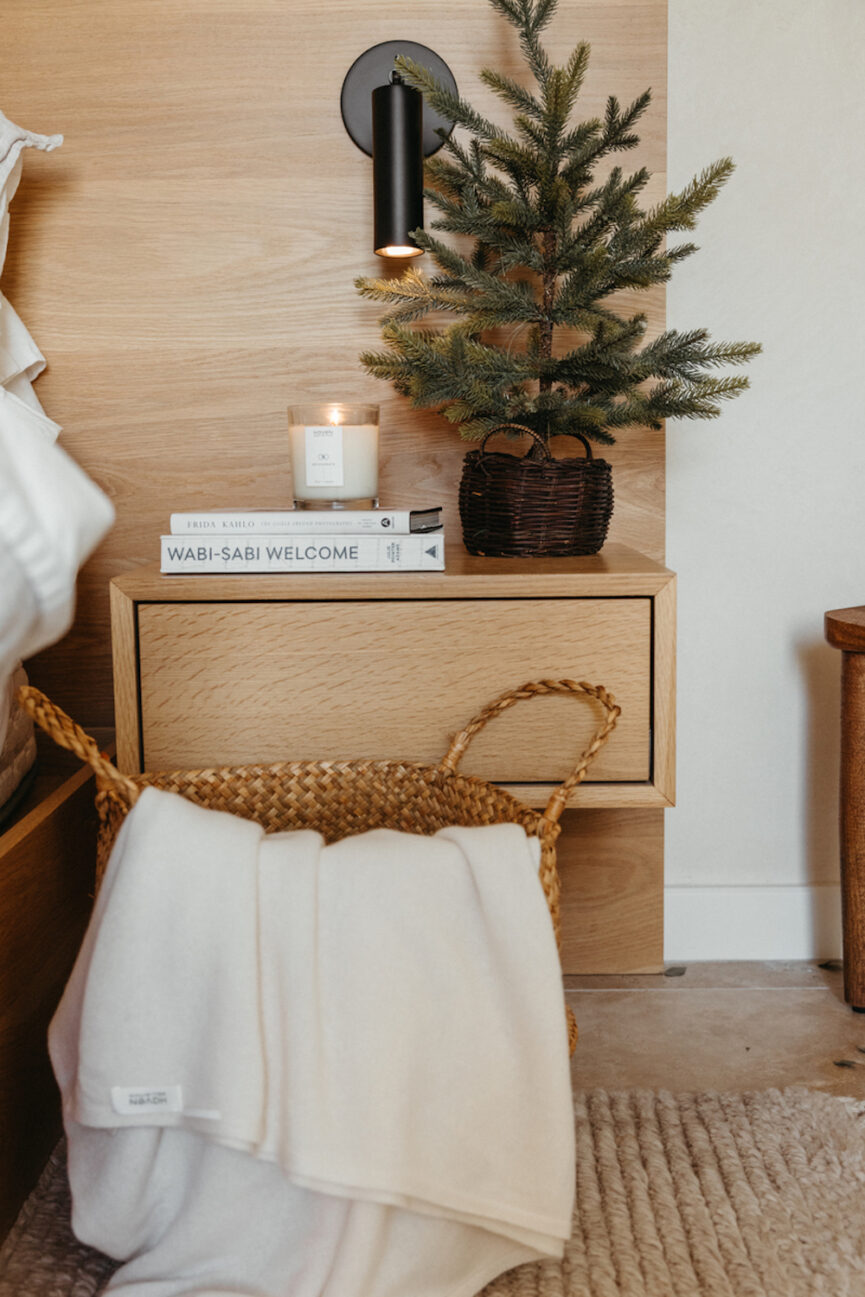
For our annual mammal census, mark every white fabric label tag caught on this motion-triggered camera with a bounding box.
[111,1085,183,1115]
[305,424,344,486]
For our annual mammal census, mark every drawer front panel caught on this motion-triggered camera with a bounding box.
[138,598,652,782]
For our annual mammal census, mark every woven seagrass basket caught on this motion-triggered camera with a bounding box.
[18,678,620,1055]
[459,426,614,557]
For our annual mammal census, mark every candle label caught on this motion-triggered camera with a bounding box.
[305,425,344,486]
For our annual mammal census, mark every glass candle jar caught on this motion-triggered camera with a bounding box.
[288,403,379,509]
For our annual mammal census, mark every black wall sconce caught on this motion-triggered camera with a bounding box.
[340,41,457,259]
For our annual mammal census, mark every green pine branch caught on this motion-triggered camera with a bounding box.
[356,0,761,445]
[479,67,544,122]
[394,55,509,147]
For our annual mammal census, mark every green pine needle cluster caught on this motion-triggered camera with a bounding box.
[355,0,760,445]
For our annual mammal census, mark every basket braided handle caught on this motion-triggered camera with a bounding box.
[440,679,620,827]
[478,424,551,459]
[16,685,140,805]
[478,425,594,460]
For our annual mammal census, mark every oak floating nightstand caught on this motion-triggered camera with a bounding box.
[110,544,675,974]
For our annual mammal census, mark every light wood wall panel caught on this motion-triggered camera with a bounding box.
[2,0,666,725]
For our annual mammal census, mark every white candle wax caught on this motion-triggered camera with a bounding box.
[289,421,379,504]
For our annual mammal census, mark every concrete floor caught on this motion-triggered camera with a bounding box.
[564,961,865,1097]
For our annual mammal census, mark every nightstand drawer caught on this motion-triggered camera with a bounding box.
[137,597,651,783]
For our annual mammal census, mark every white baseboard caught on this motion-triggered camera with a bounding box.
[664,884,842,962]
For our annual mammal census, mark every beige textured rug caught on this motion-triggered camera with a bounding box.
[2,1088,865,1296]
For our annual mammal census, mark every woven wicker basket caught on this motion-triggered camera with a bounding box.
[18,678,621,1055]
[459,426,614,557]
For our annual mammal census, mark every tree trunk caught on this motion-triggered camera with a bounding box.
[531,229,557,460]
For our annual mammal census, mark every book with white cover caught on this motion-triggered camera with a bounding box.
[169,507,442,535]
[160,533,446,574]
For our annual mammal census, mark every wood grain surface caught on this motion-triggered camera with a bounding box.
[558,808,664,972]
[838,652,865,1009]
[111,553,676,809]
[826,607,865,654]
[0,754,99,1239]
[653,574,676,805]
[137,596,652,778]
[114,543,674,600]
[1,0,667,727]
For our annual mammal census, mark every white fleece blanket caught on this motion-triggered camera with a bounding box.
[49,787,575,1297]
[0,110,113,751]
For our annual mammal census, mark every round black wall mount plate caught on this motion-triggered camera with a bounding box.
[341,41,458,158]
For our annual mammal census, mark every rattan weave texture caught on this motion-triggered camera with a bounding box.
[19,678,621,1056]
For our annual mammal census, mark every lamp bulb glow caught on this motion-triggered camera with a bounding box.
[375,244,424,259]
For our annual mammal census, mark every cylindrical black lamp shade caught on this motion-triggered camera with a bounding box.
[372,81,423,258]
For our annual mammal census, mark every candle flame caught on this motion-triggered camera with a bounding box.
[328,406,343,426]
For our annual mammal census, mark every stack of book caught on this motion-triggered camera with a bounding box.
[160,507,445,574]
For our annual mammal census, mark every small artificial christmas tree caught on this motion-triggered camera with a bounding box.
[355,0,760,464]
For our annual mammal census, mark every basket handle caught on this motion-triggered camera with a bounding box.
[16,685,140,806]
[439,678,620,829]
[477,425,594,461]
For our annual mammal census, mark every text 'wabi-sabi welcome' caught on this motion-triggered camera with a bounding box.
[164,544,362,563]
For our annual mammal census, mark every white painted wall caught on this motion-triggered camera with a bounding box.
[665,0,865,958]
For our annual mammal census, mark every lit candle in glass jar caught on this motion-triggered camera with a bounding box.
[288,403,380,509]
